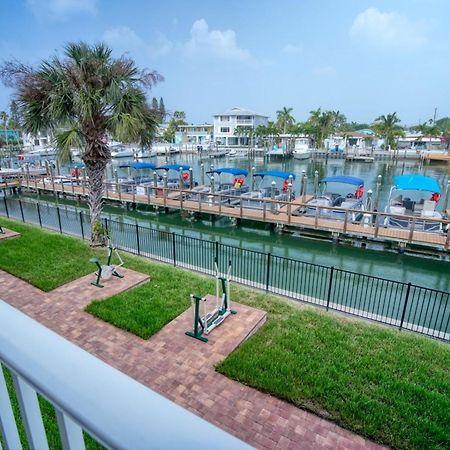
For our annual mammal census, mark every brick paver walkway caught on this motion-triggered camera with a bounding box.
[0,227,20,241]
[0,269,385,449]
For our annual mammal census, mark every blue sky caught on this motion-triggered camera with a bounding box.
[1,0,449,125]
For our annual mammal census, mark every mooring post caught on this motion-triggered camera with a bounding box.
[287,182,292,223]
[189,167,193,190]
[313,170,319,198]
[302,172,308,202]
[251,166,256,191]
[374,174,382,211]
[210,175,215,204]
[442,180,450,214]
[163,173,168,208]
[153,171,158,198]
[200,163,205,185]
[271,181,276,213]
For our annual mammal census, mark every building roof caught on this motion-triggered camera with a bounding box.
[214,107,268,118]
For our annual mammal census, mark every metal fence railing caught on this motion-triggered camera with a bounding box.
[1,195,449,342]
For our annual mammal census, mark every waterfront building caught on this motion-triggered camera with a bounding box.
[213,107,268,146]
[397,133,443,151]
[175,124,213,146]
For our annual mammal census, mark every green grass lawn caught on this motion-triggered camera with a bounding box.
[0,217,102,291]
[1,217,449,449]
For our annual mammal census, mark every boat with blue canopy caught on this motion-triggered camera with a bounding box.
[190,167,250,204]
[155,164,193,189]
[384,175,442,232]
[295,175,365,221]
[240,171,296,209]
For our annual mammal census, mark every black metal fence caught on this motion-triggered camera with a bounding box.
[1,195,449,342]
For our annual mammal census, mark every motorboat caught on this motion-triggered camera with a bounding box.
[384,175,442,232]
[155,164,193,190]
[240,171,296,210]
[110,145,138,159]
[295,176,365,221]
[293,138,312,160]
[116,162,158,195]
[191,167,250,204]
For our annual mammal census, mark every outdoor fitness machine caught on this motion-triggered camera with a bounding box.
[90,237,124,288]
[185,258,236,342]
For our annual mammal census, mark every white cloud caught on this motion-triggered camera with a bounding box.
[281,43,303,55]
[27,0,97,20]
[349,7,426,49]
[184,19,251,61]
[103,26,173,58]
[313,66,336,76]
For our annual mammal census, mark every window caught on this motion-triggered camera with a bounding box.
[220,127,230,133]
[219,116,230,121]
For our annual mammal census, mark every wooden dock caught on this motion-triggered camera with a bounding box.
[18,176,450,252]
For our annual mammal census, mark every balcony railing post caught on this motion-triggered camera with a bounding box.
[0,366,22,449]
[399,282,412,330]
[326,266,335,310]
[265,252,271,292]
[55,409,85,450]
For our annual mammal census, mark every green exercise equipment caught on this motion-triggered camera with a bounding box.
[185,258,236,342]
[90,237,124,288]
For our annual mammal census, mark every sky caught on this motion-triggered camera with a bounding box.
[0,0,449,125]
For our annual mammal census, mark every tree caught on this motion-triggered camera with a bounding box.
[234,125,254,147]
[8,100,21,130]
[0,111,9,147]
[412,120,440,151]
[151,97,159,110]
[372,113,404,150]
[1,42,163,245]
[159,97,166,121]
[162,110,187,142]
[306,108,340,149]
[276,107,295,134]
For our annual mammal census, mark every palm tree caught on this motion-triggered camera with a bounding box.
[276,107,295,134]
[0,111,9,148]
[372,113,404,150]
[412,121,440,151]
[1,42,162,245]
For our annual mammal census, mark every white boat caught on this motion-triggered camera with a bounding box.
[27,147,57,157]
[293,138,312,160]
[384,175,442,232]
[295,176,365,221]
[110,145,137,158]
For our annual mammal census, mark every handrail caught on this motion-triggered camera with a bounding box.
[0,300,249,450]
[19,174,450,230]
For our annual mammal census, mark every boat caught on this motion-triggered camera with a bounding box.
[191,167,250,204]
[155,164,193,189]
[117,162,158,195]
[293,138,312,160]
[227,149,238,157]
[240,171,296,210]
[384,175,442,232]
[110,145,138,159]
[295,176,365,221]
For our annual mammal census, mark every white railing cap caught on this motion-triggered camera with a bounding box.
[0,300,251,450]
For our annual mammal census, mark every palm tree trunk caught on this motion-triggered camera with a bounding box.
[85,159,107,246]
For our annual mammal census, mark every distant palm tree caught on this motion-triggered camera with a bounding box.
[1,42,162,245]
[276,107,295,134]
[412,120,440,151]
[372,113,404,150]
[0,111,9,148]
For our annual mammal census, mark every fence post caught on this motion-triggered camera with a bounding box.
[4,195,9,218]
[265,252,271,292]
[326,266,335,311]
[104,217,108,235]
[19,199,25,222]
[172,232,176,266]
[399,282,411,330]
[36,203,42,227]
[57,207,62,233]
[80,211,84,240]
[136,223,141,255]
[215,240,219,262]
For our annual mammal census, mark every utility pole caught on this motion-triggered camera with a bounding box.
[433,107,437,124]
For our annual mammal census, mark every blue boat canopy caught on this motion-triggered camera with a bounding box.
[206,167,248,176]
[156,164,191,171]
[393,175,441,193]
[119,162,156,170]
[253,171,296,180]
[320,176,364,186]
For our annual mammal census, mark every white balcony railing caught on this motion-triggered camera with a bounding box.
[0,300,250,450]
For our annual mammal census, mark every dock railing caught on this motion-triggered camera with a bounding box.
[1,195,449,342]
[0,300,248,450]
[12,172,450,250]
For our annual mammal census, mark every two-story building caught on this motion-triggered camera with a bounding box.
[213,107,268,146]
[175,124,213,146]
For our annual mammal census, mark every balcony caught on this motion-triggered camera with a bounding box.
[0,300,249,450]
[236,119,253,125]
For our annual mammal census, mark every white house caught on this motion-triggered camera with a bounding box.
[175,124,213,146]
[213,107,268,146]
